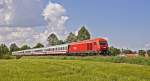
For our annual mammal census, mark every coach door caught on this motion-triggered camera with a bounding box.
[87,43,92,51]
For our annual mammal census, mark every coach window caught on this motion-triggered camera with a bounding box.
[63,47,65,50]
[65,47,67,50]
[64,47,66,50]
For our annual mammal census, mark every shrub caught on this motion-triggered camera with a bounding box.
[109,56,150,65]
[111,56,127,63]
[61,56,75,60]
[3,55,14,59]
[147,50,150,57]
[128,57,146,65]
[109,46,121,56]
[138,50,146,56]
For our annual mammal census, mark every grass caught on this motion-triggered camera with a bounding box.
[0,58,150,81]
[22,56,150,66]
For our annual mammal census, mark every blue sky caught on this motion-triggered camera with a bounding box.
[51,0,150,50]
[0,0,149,50]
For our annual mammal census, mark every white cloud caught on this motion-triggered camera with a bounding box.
[0,27,48,47]
[42,1,69,39]
[0,1,69,47]
[0,0,15,25]
[145,43,150,48]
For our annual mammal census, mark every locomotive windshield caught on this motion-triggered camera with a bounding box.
[99,41,107,45]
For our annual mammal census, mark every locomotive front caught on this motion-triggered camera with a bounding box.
[97,38,109,54]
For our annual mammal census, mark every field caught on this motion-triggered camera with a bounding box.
[0,57,150,81]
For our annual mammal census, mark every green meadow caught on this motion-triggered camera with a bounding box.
[0,57,150,81]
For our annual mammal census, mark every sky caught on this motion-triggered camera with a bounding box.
[0,0,149,50]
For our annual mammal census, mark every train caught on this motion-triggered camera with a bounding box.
[12,38,109,58]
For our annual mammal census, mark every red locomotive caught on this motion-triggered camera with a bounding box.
[12,38,109,57]
[68,38,108,55]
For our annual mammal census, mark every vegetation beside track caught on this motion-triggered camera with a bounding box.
[22,56,150,66]
[0,59,150,81]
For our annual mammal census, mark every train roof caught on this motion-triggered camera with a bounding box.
[45,44,68,49]
[69,38,107,45]
[12,44,69,53]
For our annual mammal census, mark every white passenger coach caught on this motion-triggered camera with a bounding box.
[12,44,68,56]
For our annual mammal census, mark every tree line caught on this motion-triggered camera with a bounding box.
[47,26,90,46]
[108,46,150,57]
[0,26,150,58]
[0,26,91,58]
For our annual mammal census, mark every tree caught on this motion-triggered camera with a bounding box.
[58,40,65,44]
[147,50,150,57]
[109,46,121,56]
[138,50,146,56]
[33,43,44,48]
[77,26,91,41]
[66,32,77,43]
[122,49,133,54]
[20,45,31,50]
[0,44,9,57]
[10,43,20,53]
[47,33,62,46]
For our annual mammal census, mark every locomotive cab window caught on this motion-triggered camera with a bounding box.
[94,42,97,45]
[99,42,107,45]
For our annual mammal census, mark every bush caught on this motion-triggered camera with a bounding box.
[61,56,75,60]
[138,50,146,56]
[109,46,121,56]
[128,57,146,65]
[109,56,150,65]
[4,55,14,59]
[111,56,127,63]
[0,55,14,59]
[147,50,150,57]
